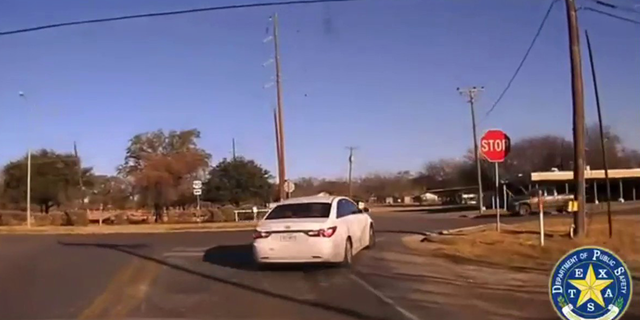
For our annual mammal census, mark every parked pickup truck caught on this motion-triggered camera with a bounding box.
[508,187,574,216]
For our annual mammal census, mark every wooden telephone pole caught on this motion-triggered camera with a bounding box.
[457,86,484,215]
[264,13,287,201]
[272,13,287,201]
[74,141,85,207]
[273,108,284,200]
[565,0,587,237]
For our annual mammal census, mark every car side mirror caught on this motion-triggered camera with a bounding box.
[363,207,370,213]
[357,202,365,210]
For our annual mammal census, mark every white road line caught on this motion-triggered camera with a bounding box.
[349,274,420,320]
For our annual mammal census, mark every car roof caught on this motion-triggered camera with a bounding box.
[277,194,342,205]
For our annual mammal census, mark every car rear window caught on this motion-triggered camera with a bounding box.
[265,203,331,220]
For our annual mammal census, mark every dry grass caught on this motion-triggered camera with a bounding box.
[411,215,640,273]
[0,221,257,235]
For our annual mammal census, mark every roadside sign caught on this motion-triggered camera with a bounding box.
[193,189,202,196]
[480,129,511,162]
[284,180,295,193]
[192,180,202,189]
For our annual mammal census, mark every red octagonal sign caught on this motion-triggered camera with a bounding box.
[480,129,511,162]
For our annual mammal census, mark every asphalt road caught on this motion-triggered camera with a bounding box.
[0,210,624,320]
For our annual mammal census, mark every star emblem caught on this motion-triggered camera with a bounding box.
[568,264,613,307]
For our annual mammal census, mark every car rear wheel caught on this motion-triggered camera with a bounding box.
[366,225,375,249]
[341,238,353,268]
[518,204,531,216]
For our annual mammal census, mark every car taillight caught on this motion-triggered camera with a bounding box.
[253,230,271,239]
[306,226,337,238]
[321,226,337,237]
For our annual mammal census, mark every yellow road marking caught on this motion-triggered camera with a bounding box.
[107,259,162,319]
[78,258,142,319]
[78,257,162,320]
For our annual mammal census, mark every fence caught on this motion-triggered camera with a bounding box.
[233,208,270,222]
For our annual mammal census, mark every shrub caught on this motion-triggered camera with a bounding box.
[50,213,64,226]
[0,211,25,226]
[206,206,237,222]
[203,207,221,222]
[166,211,197,224]
[114,212,128,225]
[219,205,237,222]
[33,213,65,226]
[62,211,89,226]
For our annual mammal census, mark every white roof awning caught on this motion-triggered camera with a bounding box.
[531,168,640,181]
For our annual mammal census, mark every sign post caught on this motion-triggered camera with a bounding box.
[538,190,545,247]
[283,180,295,199]
[192,180,203,211]
[495,162,499,217]
[480,129,511,232]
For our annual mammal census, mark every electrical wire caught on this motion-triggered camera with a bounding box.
[482,0,557,121]
[579,7,640,25]
[0,0,363,37]
[587,0,640,14]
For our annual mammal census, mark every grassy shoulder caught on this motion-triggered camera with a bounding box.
[404,214,640,273]
[0,221,257,234]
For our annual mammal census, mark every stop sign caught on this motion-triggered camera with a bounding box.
[480,129,511,162]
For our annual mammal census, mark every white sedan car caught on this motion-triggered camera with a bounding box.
[252,195,375,267]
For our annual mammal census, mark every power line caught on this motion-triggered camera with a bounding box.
[587,0,640,14]
[482,0,557,121]
[0,0,363,37]
[579,7,640,25]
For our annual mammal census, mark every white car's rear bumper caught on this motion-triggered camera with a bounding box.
[253,236,342,263]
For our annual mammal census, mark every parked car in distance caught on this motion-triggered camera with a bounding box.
[252,195,375,267]
[508,187,573,216]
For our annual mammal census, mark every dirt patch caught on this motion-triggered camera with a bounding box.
[358,237,556,319]
[405,214,640,273]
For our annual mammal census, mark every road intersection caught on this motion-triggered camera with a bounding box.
[0,210,636,320]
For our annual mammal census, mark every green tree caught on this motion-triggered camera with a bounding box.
[2,149,94,213]
[117,129,211,218]
[89,175,133,210]
[203,157,273,206]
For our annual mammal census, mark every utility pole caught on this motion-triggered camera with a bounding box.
[272,13,287,200]
[232,138,237,161]
[74,141,85,208]
[457,86,484,214]
[346,146,357,198]
[18,91,32,228]
[566,0,586,237]
[585,30,612,238]
[273,108,284,201]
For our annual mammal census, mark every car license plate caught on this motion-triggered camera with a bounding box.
[279,234,297,242]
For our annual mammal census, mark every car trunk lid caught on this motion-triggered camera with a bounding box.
[257,218,329,232]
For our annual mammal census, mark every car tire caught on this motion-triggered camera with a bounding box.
[365,225,376,250]
[341,238,353,268]
[518,204,531,216]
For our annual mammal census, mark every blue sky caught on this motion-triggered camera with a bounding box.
[1,0,639,179]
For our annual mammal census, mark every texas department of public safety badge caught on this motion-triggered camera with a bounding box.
[550,246,633,320]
